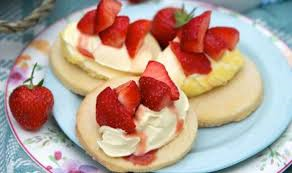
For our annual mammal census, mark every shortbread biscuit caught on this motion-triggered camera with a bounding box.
[76,77,198,172]
[50,39,104,95]
[50,35,161,96]
[190,58,263,127]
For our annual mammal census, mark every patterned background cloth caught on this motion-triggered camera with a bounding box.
[0,0,292,172]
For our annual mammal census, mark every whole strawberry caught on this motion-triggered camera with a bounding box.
[151,5,195,48]
[9,63,54,131]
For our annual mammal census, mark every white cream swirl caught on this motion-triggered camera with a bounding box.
[96,126,140,157]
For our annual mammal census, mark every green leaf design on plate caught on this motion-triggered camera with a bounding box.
[48,155,61,167]
[23,138,34,144]
[23,127,74,148]
[48,155,55,162]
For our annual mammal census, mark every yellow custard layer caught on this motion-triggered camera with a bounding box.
[157,47,244,97]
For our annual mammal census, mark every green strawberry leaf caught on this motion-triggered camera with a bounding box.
[37,79,44,87]
[174,4,196,28]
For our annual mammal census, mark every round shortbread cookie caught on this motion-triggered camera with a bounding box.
[190,58,263,127]
[76,77,198,172]
[50,34,161,96]
[50,39,103,95]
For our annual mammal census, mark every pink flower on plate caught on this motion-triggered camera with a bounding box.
[9,66,28,85]
[51,160,104,173]
[54,151,62,160]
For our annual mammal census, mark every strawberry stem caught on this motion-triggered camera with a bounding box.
[187,7,196,19]
[23,63,44,89]
[30,63,37,87]
[174,4,196,28]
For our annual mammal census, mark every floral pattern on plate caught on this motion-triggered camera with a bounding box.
[3,1,292,172]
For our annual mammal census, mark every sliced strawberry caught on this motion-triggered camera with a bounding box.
[180,11,211,53]
[125,19,152,58]
[77,10,96,35]
[95,0,122,33]
[170,42,211,75]
[115,80,141,115]
[207,27,239,51]
[204,30,227,60]
[176,28,182,40]
[96,87,136,134]
[142,61,179,100]
[77,35,94,59]
[99,16,129,48]
[139,77,172,111]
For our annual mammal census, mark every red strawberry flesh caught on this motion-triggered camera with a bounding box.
[204,30,227,60]
[125,19,152,58]
[180,11,211,53]
[207,27,239,51]
[142,61,179,100]
[95,0,122,33]
[115,80,141,115]
[77,10,96,35]
[171,42,211,75]
[139,77,172,111]
[176,29,182,40]
[151,7,181,48]
[99,16,130,48]
[96,87,136,134]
